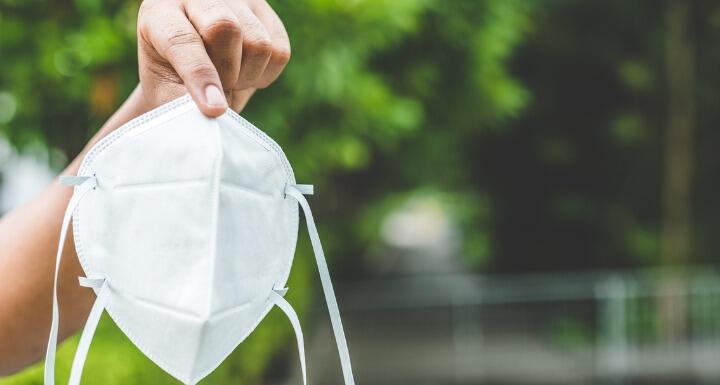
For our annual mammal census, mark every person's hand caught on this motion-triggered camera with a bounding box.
[137,0,291,116]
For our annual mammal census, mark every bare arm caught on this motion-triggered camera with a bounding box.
[0,87,149,375]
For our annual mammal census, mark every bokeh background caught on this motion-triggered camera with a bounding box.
[2,0,720,384]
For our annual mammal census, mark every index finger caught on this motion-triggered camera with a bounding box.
[141,6,228,116]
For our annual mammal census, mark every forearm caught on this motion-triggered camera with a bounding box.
[0,86,149,375]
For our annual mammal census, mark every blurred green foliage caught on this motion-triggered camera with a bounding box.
[8,0,720,382]
[0,0,530,383]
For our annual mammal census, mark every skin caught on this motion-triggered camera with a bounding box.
[0,0,290,375]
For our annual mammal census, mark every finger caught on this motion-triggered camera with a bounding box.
[183,0,243,90]
[249,0,291,89]
[138,38,188,108]
[228,88,257,112]
[227,2,273,90]
[137,2,186,107]
[139,5,227,117]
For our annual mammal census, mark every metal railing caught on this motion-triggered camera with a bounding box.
[308,269,720,385]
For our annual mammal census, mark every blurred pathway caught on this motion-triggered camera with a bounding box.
[279,271,720,385]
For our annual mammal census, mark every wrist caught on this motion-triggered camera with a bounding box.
[95,84,150,139]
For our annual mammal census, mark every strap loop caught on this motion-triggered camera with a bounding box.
[273,286,289,297]
[286,184,313,196]
[59,175,96,187]
[270,288,306,385]
[78,277,106,289]
[68,279,109,385]
[285,184,355,385]
[44,176,97,385]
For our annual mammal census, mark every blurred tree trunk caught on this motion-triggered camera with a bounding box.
[659,0,695,341]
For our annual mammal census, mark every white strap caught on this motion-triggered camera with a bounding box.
[44,176,96,385]
[284,184,355,385]
[270,288,306,385]
[67,279,109,385]
[77,277,105,289]
[59,176,95,187]
[292,184,314,196]
[274,287,289,297]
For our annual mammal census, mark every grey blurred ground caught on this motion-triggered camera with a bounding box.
[267,197,720,385]
[281,271,720,385]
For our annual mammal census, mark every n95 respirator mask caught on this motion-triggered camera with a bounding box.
[43,96,355,385]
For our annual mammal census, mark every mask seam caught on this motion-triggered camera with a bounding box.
[223,111,295,183]
[79,95,195,175]
[98,284,197,384]
[206,118,222,320]
[112,179,207,191]
[189,298,276,383]
[186,119,224,379]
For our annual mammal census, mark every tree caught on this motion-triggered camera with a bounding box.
[0,1,532,383]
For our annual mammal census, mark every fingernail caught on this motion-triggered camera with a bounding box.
[204,85,227,108]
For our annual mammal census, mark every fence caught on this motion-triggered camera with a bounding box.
[300,269,720,385]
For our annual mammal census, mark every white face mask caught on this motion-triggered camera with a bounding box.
[43,96,355,385]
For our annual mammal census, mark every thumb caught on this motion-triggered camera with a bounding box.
[138,8,228,117]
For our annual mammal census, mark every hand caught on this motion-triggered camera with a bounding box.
[137,0,291,116]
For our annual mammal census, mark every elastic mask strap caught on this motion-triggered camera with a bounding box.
[284,184,355,385]
[292,184,314,195]
[44,176,97,385]
[270,288,306,385]
[67,278,108,385]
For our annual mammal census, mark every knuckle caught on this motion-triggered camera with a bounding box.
[166,30,202,53]
[244,37,273,60]
[203,17,242,41]
[137,19,150,37]
[272,45,292,65]
[188,62,218,80]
